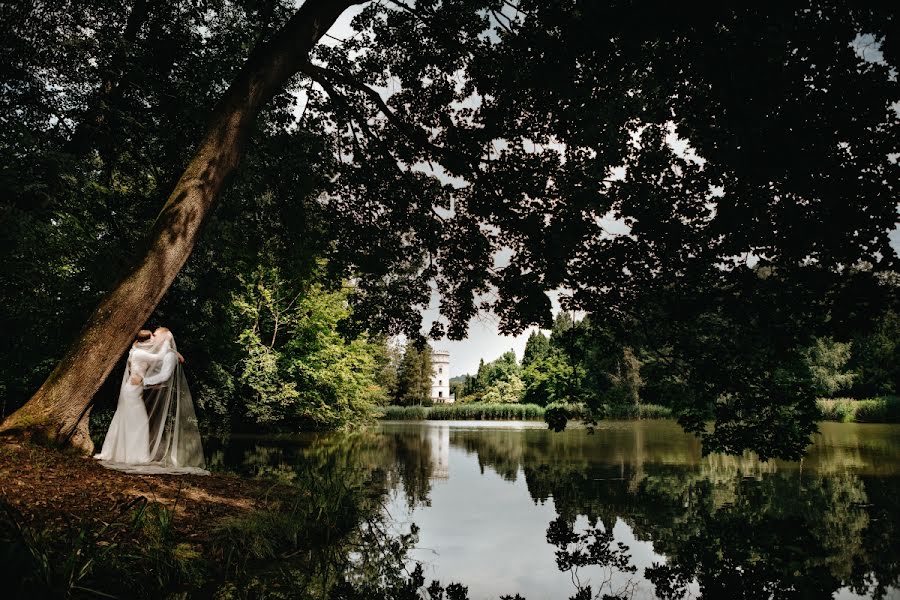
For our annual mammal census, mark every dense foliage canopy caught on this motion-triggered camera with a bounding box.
[1,1,897,456]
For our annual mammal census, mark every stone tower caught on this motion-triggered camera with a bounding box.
[430,350,452,403]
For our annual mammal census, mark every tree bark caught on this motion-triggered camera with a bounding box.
[0,0,358,453]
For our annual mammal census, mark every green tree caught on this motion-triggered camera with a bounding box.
[1,0,354,451]
[522,353,578,407]
[803,337,856,398]
[482,375,525,404]
[372,337,403,405]
[228,265,381,429]
[482,350,521,387]
[606,347,644,408]
[457,351,522,402]
[473,358,489,393]
[522,331,551,368]
[550,314,575,346]
[449,378,466,402]
[395,343,433,406]
[850,310,900,396]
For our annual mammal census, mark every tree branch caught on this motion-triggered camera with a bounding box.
[490,9,514,35]
[311,70,401,167]
[300,62,483,175]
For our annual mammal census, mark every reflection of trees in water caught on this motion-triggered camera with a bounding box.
[211,425,900,598]
[208,431,442,597]
[636,473,875,599]
[210,427,438,508]
[546,516,639,600]
[455,430,529,482]
[452,426,900,599]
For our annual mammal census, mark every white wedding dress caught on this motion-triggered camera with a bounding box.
[94,331,208,475]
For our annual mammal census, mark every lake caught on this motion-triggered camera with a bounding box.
[207,420,900,599]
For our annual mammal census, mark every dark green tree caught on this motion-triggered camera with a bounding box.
[521,331,551,368]
[850,310,900,396]
[395,342,433,406]
[373,337,403,405]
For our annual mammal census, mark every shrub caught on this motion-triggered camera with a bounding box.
[379,401,667,422]
[481,376,525,404]
[379,403,546,421]
[816,396,900,423]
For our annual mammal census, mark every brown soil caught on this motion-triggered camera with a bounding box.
[0,438,288,544]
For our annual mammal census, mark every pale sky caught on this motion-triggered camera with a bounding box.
[421,291,574,380]
[321,10,900,378]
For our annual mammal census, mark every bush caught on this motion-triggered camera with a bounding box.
[481,376,525,404]
[804,337,856,397]
[816,396,900,423]
[636,404,673,419]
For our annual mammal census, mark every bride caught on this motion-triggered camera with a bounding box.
[94,327,208,475]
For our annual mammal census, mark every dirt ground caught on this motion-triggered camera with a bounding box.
[0,438,285,544]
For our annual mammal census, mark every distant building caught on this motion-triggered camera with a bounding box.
[431,350,453,403]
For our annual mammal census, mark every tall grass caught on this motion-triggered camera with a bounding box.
[379,402,671,421]
[381,403,546,420]
[381,405,430,420]
[600,403,673,419]
[429,403,546,420]
[0,494,203,598]
[816,396,900,423]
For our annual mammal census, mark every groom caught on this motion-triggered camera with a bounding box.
[142,327,185,391]
[128,329,153,385]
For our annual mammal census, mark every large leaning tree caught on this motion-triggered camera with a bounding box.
[1,1,897,458]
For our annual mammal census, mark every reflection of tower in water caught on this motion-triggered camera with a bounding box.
[429,425,450,480]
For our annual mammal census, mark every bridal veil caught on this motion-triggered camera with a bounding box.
[99,331,208,475]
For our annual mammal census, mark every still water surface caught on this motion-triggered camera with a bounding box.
[210,420,900,599]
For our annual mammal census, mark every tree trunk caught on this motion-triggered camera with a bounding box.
[0,0,358,453]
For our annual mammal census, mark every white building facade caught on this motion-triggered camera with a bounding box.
[431,350,453,403]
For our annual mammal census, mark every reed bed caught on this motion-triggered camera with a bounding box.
[379,402,671,421]
[381,405,430,420]
[816,396,900,423]
[381,403,546,421]
[600,403,673,419]
[428,403,546,420]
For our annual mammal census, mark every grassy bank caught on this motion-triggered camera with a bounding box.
[816,396,900,423]
[379,402,672,421]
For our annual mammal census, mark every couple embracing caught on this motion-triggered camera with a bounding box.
[94,327,207,475]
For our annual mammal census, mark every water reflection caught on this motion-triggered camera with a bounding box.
[210,421,900,599]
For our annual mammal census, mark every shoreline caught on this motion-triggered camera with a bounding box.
[377,397,900,424]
